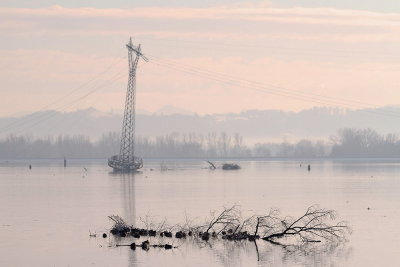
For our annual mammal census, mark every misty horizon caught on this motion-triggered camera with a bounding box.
[5,103,400,118]
[1,105,400,145]
[2,127,400,159]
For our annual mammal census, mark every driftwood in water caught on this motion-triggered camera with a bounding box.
[107,206,350,262]
[108,205,350,246]
[258,205,349,244]
[206,161,216,170]
[205,161,240,170]
[192,205,350,244]
[222,163,240,170]
[109,215,129,232]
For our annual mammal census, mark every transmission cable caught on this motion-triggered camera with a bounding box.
[0,56,126,133]
[147,55,400,118]
[1,71,126,136]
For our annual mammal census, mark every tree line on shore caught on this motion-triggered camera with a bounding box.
[0,128,399,159]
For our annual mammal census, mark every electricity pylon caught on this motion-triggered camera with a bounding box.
[108,37,148,171]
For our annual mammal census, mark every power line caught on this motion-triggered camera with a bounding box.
[140,36,400,61]
[1,71,126,136]
[0,54,151,137]
[0,56,126,133]
[147,55,400,118]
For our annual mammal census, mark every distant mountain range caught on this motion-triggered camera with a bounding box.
[1,106,399,143]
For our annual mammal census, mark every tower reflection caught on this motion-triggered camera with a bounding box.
[116,172,141,266]
[120,173,137,226]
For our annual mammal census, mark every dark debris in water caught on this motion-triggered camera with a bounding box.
[116,241,177,250]
[106,205,350,253]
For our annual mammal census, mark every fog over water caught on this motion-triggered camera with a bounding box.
[1,159,399,266]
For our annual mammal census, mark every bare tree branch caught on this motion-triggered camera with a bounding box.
[261,205,350,244]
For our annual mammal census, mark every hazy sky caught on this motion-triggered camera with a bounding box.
[2,0,400,11]
[1,1,400,116]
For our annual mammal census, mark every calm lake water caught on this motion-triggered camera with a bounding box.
[1,158,400,266]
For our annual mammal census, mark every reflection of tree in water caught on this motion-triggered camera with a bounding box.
[177,238,257,267]
[213,241,255,266]
[258,242,352,266]
[187,238,352,266]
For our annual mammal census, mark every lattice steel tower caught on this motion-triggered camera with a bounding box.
[108,37,148,171]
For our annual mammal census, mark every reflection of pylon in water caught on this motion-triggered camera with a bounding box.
[108,37,148,172]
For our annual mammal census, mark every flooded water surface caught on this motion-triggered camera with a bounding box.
[1,159,400,266]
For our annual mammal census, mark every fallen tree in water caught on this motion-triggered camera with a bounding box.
[108,205,350,247]
[258,205,349,244]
